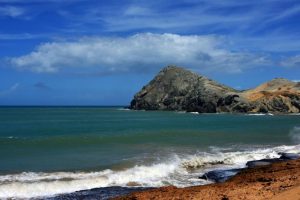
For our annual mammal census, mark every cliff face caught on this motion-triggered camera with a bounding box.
[130,66,300,113]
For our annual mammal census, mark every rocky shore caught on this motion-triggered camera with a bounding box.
[115,155,300,200]
[130,66,300,114]
[46,154,300,200]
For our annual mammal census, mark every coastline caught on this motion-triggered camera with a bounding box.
[1,107,299,199]
[114,157,300,200]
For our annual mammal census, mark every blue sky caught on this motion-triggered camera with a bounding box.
[0,0,300,105]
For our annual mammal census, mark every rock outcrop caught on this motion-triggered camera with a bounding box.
[130,66,300,113]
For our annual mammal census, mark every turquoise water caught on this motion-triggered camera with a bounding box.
[0,107,299,198]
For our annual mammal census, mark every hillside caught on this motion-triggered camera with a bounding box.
[130,66,300,113]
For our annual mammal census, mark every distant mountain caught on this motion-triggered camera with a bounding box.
[130,66,300,113]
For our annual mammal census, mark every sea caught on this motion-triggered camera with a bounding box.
[0,106,299,199]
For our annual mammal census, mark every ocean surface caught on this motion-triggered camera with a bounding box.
[0,106,299,199]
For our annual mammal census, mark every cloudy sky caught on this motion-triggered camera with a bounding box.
[0,0,299,105]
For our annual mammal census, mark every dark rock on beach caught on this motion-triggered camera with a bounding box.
[279,152,300,160]
[130,65,300,113]
[41,186,151,200]
[246,159,281,168]
[199,168,242,183]
[200,153,300,183]
[246,153,300,168]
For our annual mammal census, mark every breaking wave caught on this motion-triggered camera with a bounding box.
[247,113,274,116]
[0,144,300,199]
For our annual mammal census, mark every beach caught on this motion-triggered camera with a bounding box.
[1,0,300,198]
[0,107,299,199]
[116,158,300,200]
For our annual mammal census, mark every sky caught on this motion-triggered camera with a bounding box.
[0,0,300,105]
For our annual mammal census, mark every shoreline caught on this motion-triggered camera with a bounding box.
[3,144,300,199]
[126,107,300,116]
[46,153,300,200]
[114,156,300,200]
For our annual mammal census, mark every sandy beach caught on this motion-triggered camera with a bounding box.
[115,159,300,200]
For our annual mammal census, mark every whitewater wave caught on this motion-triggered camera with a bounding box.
[189,112,199,114]
[247,113,274,116]
[175,111,186,114]
[0,144,300,199]
[0,136,20,140]
[117,108,131,111]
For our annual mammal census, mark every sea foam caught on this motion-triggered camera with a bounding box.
[0,144,299,199]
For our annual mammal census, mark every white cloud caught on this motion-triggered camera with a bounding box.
[0,33,46,40]
[100,4,252,33]
[10,83,19,90]
[0,83,19,96]
[124,6,151,16]
[9,33,271,74]
[269,4,300,22]
[280,55,300,68]
[0,6,25,17]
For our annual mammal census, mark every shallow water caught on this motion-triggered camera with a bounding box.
[0,107,299,198]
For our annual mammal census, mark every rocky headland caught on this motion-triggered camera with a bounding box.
[130,66,300,114]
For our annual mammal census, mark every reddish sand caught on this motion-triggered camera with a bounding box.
[115,159,300,200]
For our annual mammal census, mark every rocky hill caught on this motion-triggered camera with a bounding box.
[130,66,300,113]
